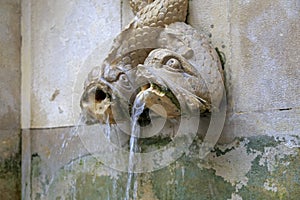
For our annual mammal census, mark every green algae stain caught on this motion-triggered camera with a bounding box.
[31,153,41,178]
[238,137,300,200]
[151,156,235,200]
[0,155,21,200]
[75,173,128,200]
[0,156,21,179]
[29,135,300,199]
[45,155,131,200]
[245,135,279,153]
[270,148,300,199]
[238,156,281,200]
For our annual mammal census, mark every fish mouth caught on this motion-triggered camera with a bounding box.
[80,82,115,124]
[80,48,210,125]
[80,78,182,126]
[136,83,181,118]
[135,61,210,115]
[80,63,209,125]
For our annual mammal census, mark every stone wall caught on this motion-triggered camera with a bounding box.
[0,0,21,199]
[21,0,121,129]
[3,0,299,199]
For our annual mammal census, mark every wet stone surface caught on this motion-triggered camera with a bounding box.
[29,133,300,200]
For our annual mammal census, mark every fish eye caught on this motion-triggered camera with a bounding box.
[166,58,181,69]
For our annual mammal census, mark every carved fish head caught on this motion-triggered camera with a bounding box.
[80,66,115,124]
[80,63,140,124]
[80,47,217,125]
[80,22,224,125]
[135,48,212,118]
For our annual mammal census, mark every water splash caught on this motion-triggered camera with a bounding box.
[125,94,145,200]
[59,114,87,155]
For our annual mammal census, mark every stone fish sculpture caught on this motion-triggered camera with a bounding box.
[80,0,224,125]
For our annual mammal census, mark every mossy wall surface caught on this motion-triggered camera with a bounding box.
[27,134,300,200]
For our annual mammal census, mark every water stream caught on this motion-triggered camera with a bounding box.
[125,94,145,200]
[60,94,146,199]
[59,114,86,155]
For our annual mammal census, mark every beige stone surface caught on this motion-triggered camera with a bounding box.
[0,1,21,199]
[229,0,300,113]
[188,0,300,113]
[121,0,135,28]
[121,0,134,28]
[220,109,300,143]
[22,0,121,128]
[0,1,21,130]
[188,0,230,53]
[186,0,300,141]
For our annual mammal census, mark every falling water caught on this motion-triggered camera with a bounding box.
[104,114,111,141]
[71,113,87,135]
[59,114,87,154]
[125,94,145,200]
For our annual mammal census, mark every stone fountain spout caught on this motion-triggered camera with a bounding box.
[80,0,224,125]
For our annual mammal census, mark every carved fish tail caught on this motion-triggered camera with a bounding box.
[135,0,189,27]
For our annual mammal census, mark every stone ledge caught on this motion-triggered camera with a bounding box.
[220,108,300,143]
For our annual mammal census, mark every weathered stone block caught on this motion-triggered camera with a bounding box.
[188,0,230,51]
[220,108,300,143]
[22,0,121,128]
[0,2,21,130]
[229,0,300,113]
